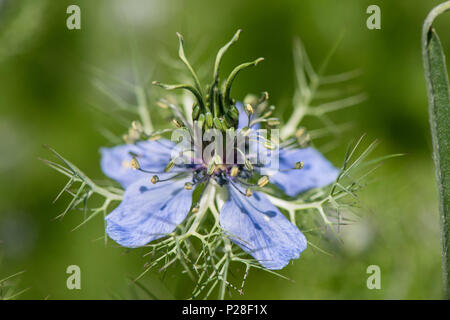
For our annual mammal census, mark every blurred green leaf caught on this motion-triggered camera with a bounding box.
[422,1,450,298]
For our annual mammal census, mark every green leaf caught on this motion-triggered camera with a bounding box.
[422,1,450,299]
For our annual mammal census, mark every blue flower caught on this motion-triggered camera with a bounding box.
[101,129,337,269]
[100,31,338,270]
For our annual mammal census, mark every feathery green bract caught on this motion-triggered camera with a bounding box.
[0,270,29,300]
[280,35,367,149]
[422,1,450,299]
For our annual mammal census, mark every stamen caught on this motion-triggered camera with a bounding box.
[192,202,200,213]
[263,139,277,150]
[298,133,311,148]
[122,134,131,144]
[156,101,169,109]
[244,159,253,171]
[260,91,269,102]
[131,120,143,132]
[295,127,306,138]
[228,179,248,197]
[267,119,280,126]
[164,159,175,172]
[151,175,159,184]
[245,188,252,197]
[262,105,275,118]
[151,173,189,183]
[172,118,183,128]
[131,157,140,170]
[230,166,239,177]
[278,161,304,172]
[184,182,193,190]
[148,135,161,141]
[257,175,269,188]
[129,128,140,139]
[295,127,311,148]
[294,161,304,170]
[244,103,254,115]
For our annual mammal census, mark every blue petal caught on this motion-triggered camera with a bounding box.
[237,102,249,129]
[105,177,193,247]
[220,186,307,270]
[270,147,339,197]
[100,139,174,188]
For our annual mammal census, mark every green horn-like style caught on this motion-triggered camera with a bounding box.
[224,57,264,107]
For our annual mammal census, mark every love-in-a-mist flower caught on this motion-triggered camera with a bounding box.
[101,31,338,270]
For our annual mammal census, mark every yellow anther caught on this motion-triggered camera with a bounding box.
[257,175,269,188]
[128,127,140,141]
[148,135,161,141]
[172,119,183,128]
[130,158,140,170]
[263,140,277,150]
[123,134,132,144]
[297,132,311,148]
[267,119,280,126]
[230,166,239,177]
[244,160,253,171]
[245,103,254,115]
[295,127,306,139]
[184,182,193,190]
[156,101,169,109]
[245,188,252,197]
[151,175,159,184]
[262,110,273,118]
[131,121,143,132]
[192,203,200,213]
[294,161,304,170]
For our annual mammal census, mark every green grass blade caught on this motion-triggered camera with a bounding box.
[422,1,450,298]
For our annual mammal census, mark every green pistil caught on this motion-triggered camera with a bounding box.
[223,57,264,107]
[152,30,264,132]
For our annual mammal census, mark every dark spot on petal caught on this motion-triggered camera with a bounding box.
[171,188,183,197]
[139,186,148,193]
[264,210,277,218]
[253,223,261,230]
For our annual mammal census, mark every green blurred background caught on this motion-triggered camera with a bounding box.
[0,0,449,299]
